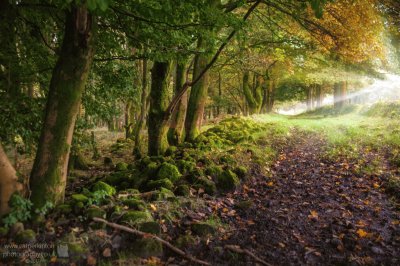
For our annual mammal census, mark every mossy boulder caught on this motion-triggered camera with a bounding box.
[205,165,224,178]
[71,194,89,203]
[233,166,248,179]
[156,162,181,183]
[175,234,196,248]
[122,199,146,210]
[86,207,106,220]
[138,221,161,235]
[176,160,196,174]
[191,222,217,236]
[15,229,36,243]
[146,178,173,191]
[121,210,153,225]
[195,176,217,195]
[175,184,190,196]
[165,146,177,156]
[56,204,72,215]
[104,173,124,186]
[115,162,128,171]
[131,238,163,258]
[216,170,240,192]
[74,202,85,214]
[68,242,88,259]
[146,162,160,177]
[92,181,116,196]
[154,188,175,200]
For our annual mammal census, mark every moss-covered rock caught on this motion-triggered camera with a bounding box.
[122,199,146,210]
[195,176,217,195]
[16,229,36,243]
[56,204,72,214]
[205,165,224,178]
[121,210,153,225]
[233,166,248,179]
[71,194,89,203]
[92,181,116,196]
[175,234,196,248]
[175,184,190,196]
[104,173,124,186]
[155,188,175,200]
[191,222,216,236]
[157,162,181,182]
[86,207,106,220]
[0,227,9,237]
[216,170,240,192]
[138,221,161,235]
[131,238,163,258]
[176,160,196,174]
[165,146,177,156]
[68,242,88,258]
[115,162,128,171]
[146,178,173,191]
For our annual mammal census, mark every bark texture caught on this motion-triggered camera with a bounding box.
[29,7,95,208]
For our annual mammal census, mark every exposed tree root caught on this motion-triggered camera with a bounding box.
[224,245,271,266]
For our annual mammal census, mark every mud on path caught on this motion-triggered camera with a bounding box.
[189,130,400,265]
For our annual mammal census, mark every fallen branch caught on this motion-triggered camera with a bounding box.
[224,245,271,266]
[93,217,210,266]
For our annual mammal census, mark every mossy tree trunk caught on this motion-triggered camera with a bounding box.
[242,71,263,115]
[168,61,188,145]
[0,143,23,217]
[185,40,211,142]
[29,7,95,209]
[134,59,148,156]
[316,84,322,108]
[148,61,172,156]
[265,79,275,113]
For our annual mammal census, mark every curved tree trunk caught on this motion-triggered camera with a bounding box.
[168,61,188,145]
[185,41,211,142]
[29,7,95,209]
[243,71,263,115]
[0,143,22,217]
[148,61,172,156]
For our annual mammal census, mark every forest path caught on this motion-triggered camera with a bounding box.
[201,129,400,265]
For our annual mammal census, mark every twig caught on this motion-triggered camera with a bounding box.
[93,217,210,266]
[224,245,272,266]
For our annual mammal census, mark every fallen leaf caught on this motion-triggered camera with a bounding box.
[87,255,97,266]
[102,247,111,257]
[149,204,157,211]
[356,229,368,238]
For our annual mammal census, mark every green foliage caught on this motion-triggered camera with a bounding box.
[2,194,32,228]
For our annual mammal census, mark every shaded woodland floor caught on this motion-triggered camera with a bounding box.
[186,129,400,265]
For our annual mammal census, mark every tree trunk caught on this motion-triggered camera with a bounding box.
[134,59,148,156]
[306,86,312,111]
[217,72,222,116]
[0,143,23,217]
[266,79,275,113]
[124,101,132,139]
[148,61,172,156]
[185,40,211,141]
[316,85,322,108]
[333,82,347,109]
[243,71,263,115]
[168,61,188,145]
[29,7,95,209]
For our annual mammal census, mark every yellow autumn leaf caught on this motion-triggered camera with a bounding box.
[373,183,380,189]
[356,229,368,238]
[149,204,157,211]
[267,181,274,187]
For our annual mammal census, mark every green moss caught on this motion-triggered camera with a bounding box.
[71,194,89,203]
[74,202,85,214]
[175,234,196,248]
[147,178,174,191]
[165,145,177,156]
[191,222,216,236]
[176,160,196,174]
[175,184,190,196]
[122,199,145,210]
[138,221,161,235]
[86,207,106,220]
[115,162,128,171]
[56,204,72,214]
[157,162,181,182]
[121,210,153,225]
[205,165,223,178]
[216,170,240,192]
[131,238,163,258]
[15,229,36,243]
[155,188,175,200]
[233,166,248,179]
[68,242,88,258]
[92,181,116,196]
[0,227,9,237]
[146,162,160,177]
[195,176,217,195]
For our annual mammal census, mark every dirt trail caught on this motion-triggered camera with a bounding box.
[194,130,400,265]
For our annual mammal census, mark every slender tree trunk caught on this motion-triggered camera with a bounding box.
[185,40,211,141]
[334,82,344,109]
[306,87,312,111]
[168,61,188,145]
[148,61,172,155]
[134,59,148,156]
[316,85,322,108]
[0,143,23,217]
[266,79,275,113]
[29,7,95,209]
[217,72,222,116]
